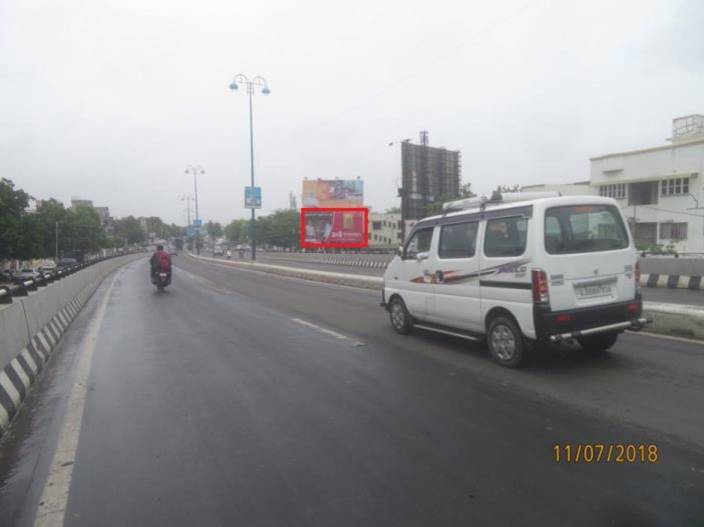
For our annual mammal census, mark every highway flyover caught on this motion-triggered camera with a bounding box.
[0,255,702,526]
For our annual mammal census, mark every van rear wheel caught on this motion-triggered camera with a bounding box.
[388,297,413,335]
[577,332,618,353]
[487,316,527,368]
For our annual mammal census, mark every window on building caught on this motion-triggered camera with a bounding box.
[661,177,690,196]
[484,217,528,257]
[439,221,478,259]
[599,184,626,199]
[659,222,688,240]
[628,181,658,205]
[372,221,382,230]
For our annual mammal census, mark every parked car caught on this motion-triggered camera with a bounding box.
[382,192,649,368]
[58,258,78,269]
[38,260,57,273]
[13,268,41,284]
[1,269,14,283]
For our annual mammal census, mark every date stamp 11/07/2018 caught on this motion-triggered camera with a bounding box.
[553,444,659,464]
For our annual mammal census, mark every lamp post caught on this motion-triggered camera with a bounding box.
[229,74,270,261]
[185,166,204,254]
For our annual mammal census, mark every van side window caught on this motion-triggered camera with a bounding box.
[484,217,528,257]
[404,228,433,259]
[439,222,478,259]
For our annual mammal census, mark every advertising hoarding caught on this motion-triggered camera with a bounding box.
[300,207,368,248]
[244,186,262,209]
[302,180,363,208]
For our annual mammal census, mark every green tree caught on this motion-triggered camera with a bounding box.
[257,209,299,249]
[68,205,106,253]
[425,182,475,216]
[385,206,401,214]
[224,219,249,244]
[205,221,223,238]
[114,216,146,245]
[35,199,71,258]
[0,178,34,260]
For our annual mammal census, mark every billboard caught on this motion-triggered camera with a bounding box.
[302,179,363,208]
[244,186,262,209]
[300,207,368,248]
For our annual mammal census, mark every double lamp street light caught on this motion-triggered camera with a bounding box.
[229,74,270,261]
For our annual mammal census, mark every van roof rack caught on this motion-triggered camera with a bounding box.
[442,191,561,213]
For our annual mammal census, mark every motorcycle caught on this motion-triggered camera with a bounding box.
[152,270,171,291]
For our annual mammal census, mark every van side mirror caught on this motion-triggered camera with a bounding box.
[416,251,429,262]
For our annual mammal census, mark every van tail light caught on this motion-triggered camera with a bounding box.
[532,269,550,304]
[634,261,641,295]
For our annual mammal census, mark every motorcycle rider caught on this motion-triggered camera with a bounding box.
[150,244,172,283]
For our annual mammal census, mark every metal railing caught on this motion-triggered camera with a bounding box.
[0,250,144,305]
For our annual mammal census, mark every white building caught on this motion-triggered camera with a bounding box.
[590,115,704,254]
[368,212,402,249]
[521,181,595,196]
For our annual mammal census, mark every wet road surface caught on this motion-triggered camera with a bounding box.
[0,256,703,526]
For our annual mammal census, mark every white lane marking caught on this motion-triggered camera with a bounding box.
[0,370,21,407]
[34,269,122,527]
[291,318,365,347]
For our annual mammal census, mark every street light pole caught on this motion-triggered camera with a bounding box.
[185,166,204,254]
[55,221,59,262]
[229,74,270,261]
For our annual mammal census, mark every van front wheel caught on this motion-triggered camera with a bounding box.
[487,316,527,368]
[388,297,413,335]
[577,332,618,353]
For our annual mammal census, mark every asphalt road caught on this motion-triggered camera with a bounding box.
[0,255,703,526]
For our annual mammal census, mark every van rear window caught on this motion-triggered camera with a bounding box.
[544,205,629,254]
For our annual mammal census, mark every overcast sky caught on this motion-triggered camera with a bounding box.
[1,0,702,225]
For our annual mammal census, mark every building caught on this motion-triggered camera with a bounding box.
[399,131,461,222]
[70,197,94,209]
[93,206,114,234]
[521,181,595,196]
[368,212,402,249]
[590,115,704,253]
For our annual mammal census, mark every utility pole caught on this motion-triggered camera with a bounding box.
[55,221,59,262]
[185,167,204,254]
[229,74,270,261]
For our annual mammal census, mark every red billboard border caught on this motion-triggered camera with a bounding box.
[300,207,369,249]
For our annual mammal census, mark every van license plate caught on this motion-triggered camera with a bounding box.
[577,284,611,298]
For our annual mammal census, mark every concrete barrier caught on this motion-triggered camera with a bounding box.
[190,253,704,342]
[0,253,144,435]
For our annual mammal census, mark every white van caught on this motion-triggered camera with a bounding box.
[382,192,649,367]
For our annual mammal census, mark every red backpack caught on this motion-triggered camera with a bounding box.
[158,251,171,271]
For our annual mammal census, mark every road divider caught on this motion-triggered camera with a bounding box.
[0,253,144,437]
[190,253,704,342]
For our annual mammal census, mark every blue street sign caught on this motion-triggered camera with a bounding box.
[245,186,262,209]
[193,218,203,227]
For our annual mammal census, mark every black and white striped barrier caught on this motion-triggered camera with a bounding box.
[641,274,702,290]
[0,254,144,437]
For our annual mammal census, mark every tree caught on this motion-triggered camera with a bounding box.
[205,221,223,238]
[425,182,475,216]
[69,205,106,253]
[0,178,34,260]
[498,184,521,193]
[257,209,299,249]
[114,216,146,245]
[385,206,401,214]
[224,219,249,244]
